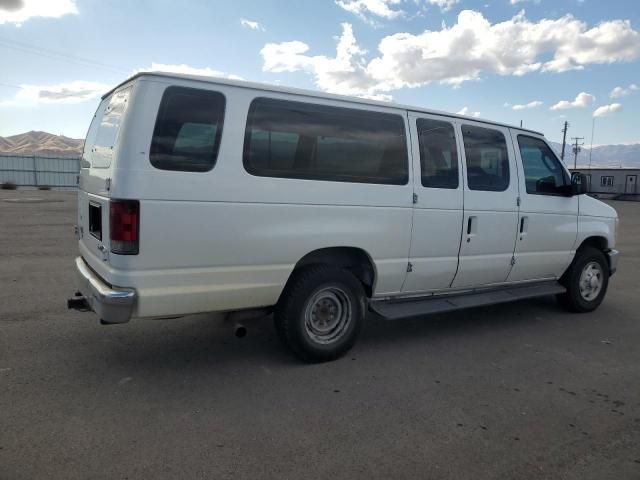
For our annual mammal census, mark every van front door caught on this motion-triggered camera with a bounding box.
[507,133,578,282]
[451,122,519,288]
[402,113,463,293]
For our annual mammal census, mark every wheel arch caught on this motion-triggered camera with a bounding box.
[576,235,609,253]
[562,235,610,283]
[283,246,378,299]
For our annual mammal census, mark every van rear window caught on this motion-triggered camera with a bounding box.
[82,87,131,169]
[150,87,225,172]
[243,98,408,185]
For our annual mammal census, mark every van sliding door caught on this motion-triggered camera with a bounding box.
[402,113,464,293]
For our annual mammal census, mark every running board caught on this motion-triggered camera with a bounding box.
[369,282,566,320]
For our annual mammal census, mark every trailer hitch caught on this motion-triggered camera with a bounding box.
[67,292,91,312]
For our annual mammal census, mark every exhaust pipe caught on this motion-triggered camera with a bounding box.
[224,307,272,339]
[234,323,247,339]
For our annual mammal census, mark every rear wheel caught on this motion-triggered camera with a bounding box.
[557,247,609,312]
[274,265,365,363]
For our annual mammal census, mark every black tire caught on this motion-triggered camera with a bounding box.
[274,265,365,363]
[557,246,609,313]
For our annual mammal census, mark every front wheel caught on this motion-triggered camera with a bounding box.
[274,265,365,363]
[557,247,609,313]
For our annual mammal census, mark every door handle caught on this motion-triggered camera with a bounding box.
[467,216,477,237]
[519,216,529,239]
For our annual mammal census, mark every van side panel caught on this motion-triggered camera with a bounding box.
[112,203,412,318]
[107,79,414,318]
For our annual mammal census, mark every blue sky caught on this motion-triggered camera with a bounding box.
[0,0,638,147]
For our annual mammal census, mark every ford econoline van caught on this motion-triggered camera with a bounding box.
[68,72,619,362]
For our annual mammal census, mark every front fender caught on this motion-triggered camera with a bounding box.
[574,216,616,252]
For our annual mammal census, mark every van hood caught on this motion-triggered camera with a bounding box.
[579,195,618,219]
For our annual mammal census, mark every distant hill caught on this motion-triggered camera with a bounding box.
[0,131,83,157]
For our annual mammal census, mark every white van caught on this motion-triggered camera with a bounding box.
[68,72,619,362]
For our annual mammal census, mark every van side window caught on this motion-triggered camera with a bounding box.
[243,98,408,185]
[461,125,510,192]
[150,87,225,172]
[517,135,569,195]
[416,118,458,189]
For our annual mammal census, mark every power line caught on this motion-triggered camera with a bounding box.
[0,37,129,74]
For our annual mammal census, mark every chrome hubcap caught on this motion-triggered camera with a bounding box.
[304,287,352,345]
[579,261,603,301]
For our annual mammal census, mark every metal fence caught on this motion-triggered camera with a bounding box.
[0,154,80,189]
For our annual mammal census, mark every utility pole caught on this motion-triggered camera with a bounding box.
[571,137,584,170]
[560,121,569,161]
[589,117,595,168]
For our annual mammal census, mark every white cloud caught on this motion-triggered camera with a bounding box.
[359,92,394,101]
[0,80,109,106]
[426,0,461,12]
[135,63,243,81]
[550,92,595,110]
[510,0,541,4]
[0,0,77,25]
[0,62,244,108]
[261,23,378,97]
[335,0,403,21]
[336,0,459,19]
[240,18,265,31]
[512,100,543,110]
[610,83,638,98]
[261,11,640,98]
[457,106,480,117]
[593,103,622,117]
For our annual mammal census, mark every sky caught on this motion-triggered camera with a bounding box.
[0,0,638,147]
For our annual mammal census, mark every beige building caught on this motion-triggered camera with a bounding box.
[570,168,639,199]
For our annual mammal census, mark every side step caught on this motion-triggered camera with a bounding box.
[369,282,566,320]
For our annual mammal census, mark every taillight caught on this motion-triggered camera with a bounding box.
[110,199,139,255]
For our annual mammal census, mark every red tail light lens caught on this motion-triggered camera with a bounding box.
[110,199,139,255]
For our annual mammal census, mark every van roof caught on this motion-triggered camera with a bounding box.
[104,72,544,136]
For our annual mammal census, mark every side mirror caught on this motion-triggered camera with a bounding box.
[571,172,589,196]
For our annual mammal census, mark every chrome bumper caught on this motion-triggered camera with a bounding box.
[72,256,135,324]
[607,249,619,276]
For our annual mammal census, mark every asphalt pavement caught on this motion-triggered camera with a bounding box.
[1,189,639,480]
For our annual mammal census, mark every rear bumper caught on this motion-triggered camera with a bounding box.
[73,256,136,324]
[606,249,619,276]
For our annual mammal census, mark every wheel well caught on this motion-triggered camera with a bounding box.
[290,247,376,297]
[577,236,608,253]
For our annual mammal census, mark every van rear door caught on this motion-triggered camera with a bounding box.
[77,86,131,267]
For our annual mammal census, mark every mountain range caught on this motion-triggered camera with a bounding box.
[0,131,638,168]
[548,142,640,169]
[0,131,84,158]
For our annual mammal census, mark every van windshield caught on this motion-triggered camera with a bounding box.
[81,87,131,169]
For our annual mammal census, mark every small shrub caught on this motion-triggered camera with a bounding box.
[38,185,51,191]
[1,181,17,190]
